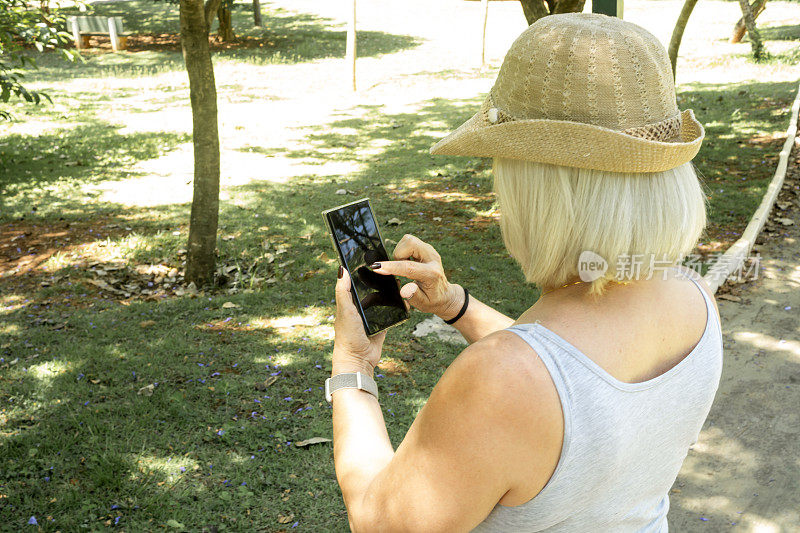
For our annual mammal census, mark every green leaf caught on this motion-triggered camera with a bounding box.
[166,519,185,529]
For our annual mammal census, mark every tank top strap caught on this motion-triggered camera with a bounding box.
[670,267,720,335]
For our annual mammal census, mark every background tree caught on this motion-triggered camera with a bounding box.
[518,0,586,25]
[668,0,699,80]
[252,0,262,27]
[216,0,235,42]
[731,0,768,43]
[0,0,75,119]
[737,0,764,59]
[180,0,222,286]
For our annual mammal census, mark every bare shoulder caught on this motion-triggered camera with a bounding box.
[442,329,557,405]
[671,265,720,315]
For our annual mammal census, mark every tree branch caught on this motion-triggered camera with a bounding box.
[553,0,586,15]
[518,0,549,25]
[204,0,223,32]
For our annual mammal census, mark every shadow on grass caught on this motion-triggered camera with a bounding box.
[0,121,188,221]
[31,0,420,79]
[760,23,800,41]
[678,79,796,242]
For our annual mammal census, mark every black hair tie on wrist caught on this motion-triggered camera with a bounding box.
[444,287,469,325]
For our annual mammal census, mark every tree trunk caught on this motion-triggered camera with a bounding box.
[217,6,235,41]
[519,0,549,25]
[731,0,768,43]
[204,0,223,32]
[553,0,586,14]
[737,0,763,60]
[253,0,262,27]
[180,0,221,287]
[668,0,699,80]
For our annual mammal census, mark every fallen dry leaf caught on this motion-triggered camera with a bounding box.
[138,384,155,396]
[277,512,294,524]
[140,320,156,328]
[718,294,742,302]
[222,302,239,309]
[295,437,332,448]
[254,376,279,391]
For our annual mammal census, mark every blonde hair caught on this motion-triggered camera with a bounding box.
[493,158,707,296]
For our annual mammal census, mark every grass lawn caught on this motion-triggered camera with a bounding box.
[1,0,799,530]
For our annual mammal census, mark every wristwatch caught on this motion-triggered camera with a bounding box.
[325,372,379,403]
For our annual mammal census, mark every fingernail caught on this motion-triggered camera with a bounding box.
[338,266,344,279]
[369,263,381,270]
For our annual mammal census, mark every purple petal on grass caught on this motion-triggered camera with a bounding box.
[241,482,247,486]
[111,504,119,510]
[28,516,38,525]
[114,516,121,525]
[180,466,186,472]
[785,306,792,311]
[211,372,220,377]
[700,517,709,521]
[253,399,261,403]
[291,521,299,528]
[84,401,90,406]
[217,429,225,436]
[284,396,292,401]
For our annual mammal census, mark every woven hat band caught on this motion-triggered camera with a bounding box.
[483,93,684,144]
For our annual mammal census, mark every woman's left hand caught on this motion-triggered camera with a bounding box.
[332,267,386,377]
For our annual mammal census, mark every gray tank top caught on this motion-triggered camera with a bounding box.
[472,275,723,532]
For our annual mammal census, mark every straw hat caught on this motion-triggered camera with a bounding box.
[430,13,704,173]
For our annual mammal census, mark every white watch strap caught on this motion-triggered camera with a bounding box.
[325,372,379,402]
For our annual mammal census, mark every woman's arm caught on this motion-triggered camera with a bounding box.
[330,272,562,532]
[371,234,514,343]
[439,284,515,344]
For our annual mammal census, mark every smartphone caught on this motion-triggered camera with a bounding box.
[322,198,408,336]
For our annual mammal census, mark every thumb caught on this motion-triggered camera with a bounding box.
[335,267,353,311]
[399,282,419,300]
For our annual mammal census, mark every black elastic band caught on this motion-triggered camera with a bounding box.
[444,287,469,325]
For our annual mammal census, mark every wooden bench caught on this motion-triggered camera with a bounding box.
[68,16,129,51]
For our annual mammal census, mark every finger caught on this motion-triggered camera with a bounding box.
[370,260,437,283]
[399,282,418,300]
[393,234,440,263]
[335,268,358,317]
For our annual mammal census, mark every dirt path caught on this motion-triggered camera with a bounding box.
[668,139,800,531]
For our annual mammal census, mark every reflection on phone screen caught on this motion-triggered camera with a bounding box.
[327,201,407,335]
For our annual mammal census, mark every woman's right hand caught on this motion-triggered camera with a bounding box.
[369,234,465,321]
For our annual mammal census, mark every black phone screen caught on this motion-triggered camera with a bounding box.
[324,199,408,335]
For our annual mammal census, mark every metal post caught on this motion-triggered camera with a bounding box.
[346,0,357,91]
[108,17,119,52]
[69,17,82,50]
[592,0,623,18]
[480,0,489,68]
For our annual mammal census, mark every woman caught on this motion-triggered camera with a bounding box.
[328,13,722,532]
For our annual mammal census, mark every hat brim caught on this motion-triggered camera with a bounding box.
[430,108,704,173]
